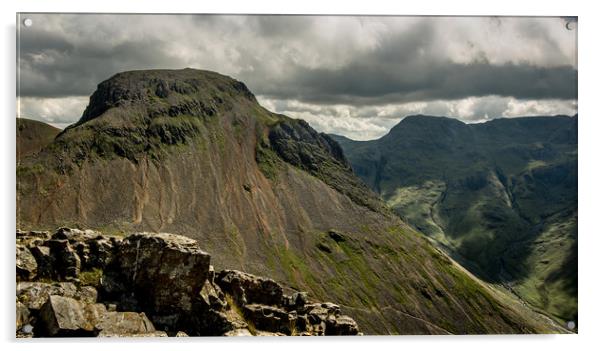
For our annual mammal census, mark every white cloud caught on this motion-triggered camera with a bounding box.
[259,95,577,140]
[18,96,88,128]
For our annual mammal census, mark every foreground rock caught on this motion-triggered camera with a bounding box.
[16,228,360,337]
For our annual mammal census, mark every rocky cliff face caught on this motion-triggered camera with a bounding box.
[17,228,359,337]
[16,69,566,334]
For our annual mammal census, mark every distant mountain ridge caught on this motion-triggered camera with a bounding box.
[16,69,566,334]
[332,114,577,324]
[17,118,61,160]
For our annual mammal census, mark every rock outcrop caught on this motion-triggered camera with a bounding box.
[16,228,360,337]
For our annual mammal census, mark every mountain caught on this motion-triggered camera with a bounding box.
[331,115,577,324]
[17,69,565,334]
[17,118,61,160]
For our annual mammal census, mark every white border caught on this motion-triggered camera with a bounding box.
[2,1,600,351]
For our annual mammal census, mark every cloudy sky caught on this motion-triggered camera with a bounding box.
[17,14,577,140]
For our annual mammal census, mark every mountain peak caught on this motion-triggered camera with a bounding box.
[78,68,256,125]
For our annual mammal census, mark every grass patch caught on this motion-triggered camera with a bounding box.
[79,268,103,287]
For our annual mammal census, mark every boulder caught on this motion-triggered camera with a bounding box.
[38,295,94,337]
[224,328,253,336]
[76,286,98,304]
[16,230,51,247]
[17,282,92,310]
[16,301,30,330]
[242,304,295,335]
[325,315,359,335]
[29,246,53,279]
[16,245,37,281]
[105,232,211,315]
[199,280,227,311]
[216,270,283,306]
[86,237,116,269]
[283,291,309,311]
[53,227,100,242]
[47,239,81,280]
[98,331,168,337]
[95,311,156,336]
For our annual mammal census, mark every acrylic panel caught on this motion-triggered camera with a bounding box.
[16,13,578,337]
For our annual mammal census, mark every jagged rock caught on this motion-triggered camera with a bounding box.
[95,311,156,336]
[242,304,295,335]
[183,308,241,336]
[104,232,211,315]
[17,282,66,310]
[99,331,169,337]
[255,330,287,336]
[29,246,53,279]
[38,295,94,337]
[16,245,37,281]
[16,228,361,337]
[224,328,253,336]
[17,282,93,310]
[216,270,283,306]
[53,227,100,242]
[16,301,30,330]
[47,240,81,280]
[284,291,309,311]
[199,280,227,311]
[86,236,116,269]
[77,286,98,304]
[16,230,51,247]
[325,315,359,335]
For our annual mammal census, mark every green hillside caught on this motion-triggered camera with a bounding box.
[332,115,577,324]
[16,70,566,334]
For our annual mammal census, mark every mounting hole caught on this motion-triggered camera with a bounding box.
[23,18,33,27]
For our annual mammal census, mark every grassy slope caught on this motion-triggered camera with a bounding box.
[16,70,566,334]
[333,115,577,324]
[16,118,61,160]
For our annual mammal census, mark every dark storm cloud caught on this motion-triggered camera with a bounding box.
[17,14,577,138]
[243,20,577,105]
[263,61,577,106]
[18,15,577,103]
[19,25,186,97]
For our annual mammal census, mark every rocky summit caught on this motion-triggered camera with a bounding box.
[17,69,568,335]
[16,228,360,337]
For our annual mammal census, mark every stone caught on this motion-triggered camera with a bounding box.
[224,328,253,336]
[106,232,211,315]
[47,239,81,280]
[16,245,37,281]
[216,270,283,306]
[38,295,94,337]
[17,282,73,310]
[16,301,30,330]
[176,331,189,337]
[29,246,53,279]
[76,286,98,304]
[53,227,100,242]
[16,230,51,247]
[325,315,359,335]
[87,237,115,269]
[199,280,226,311]
[95,311,156,336]
[98,331,168,337]
[242,304,295,335]
[255,330,287,336]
